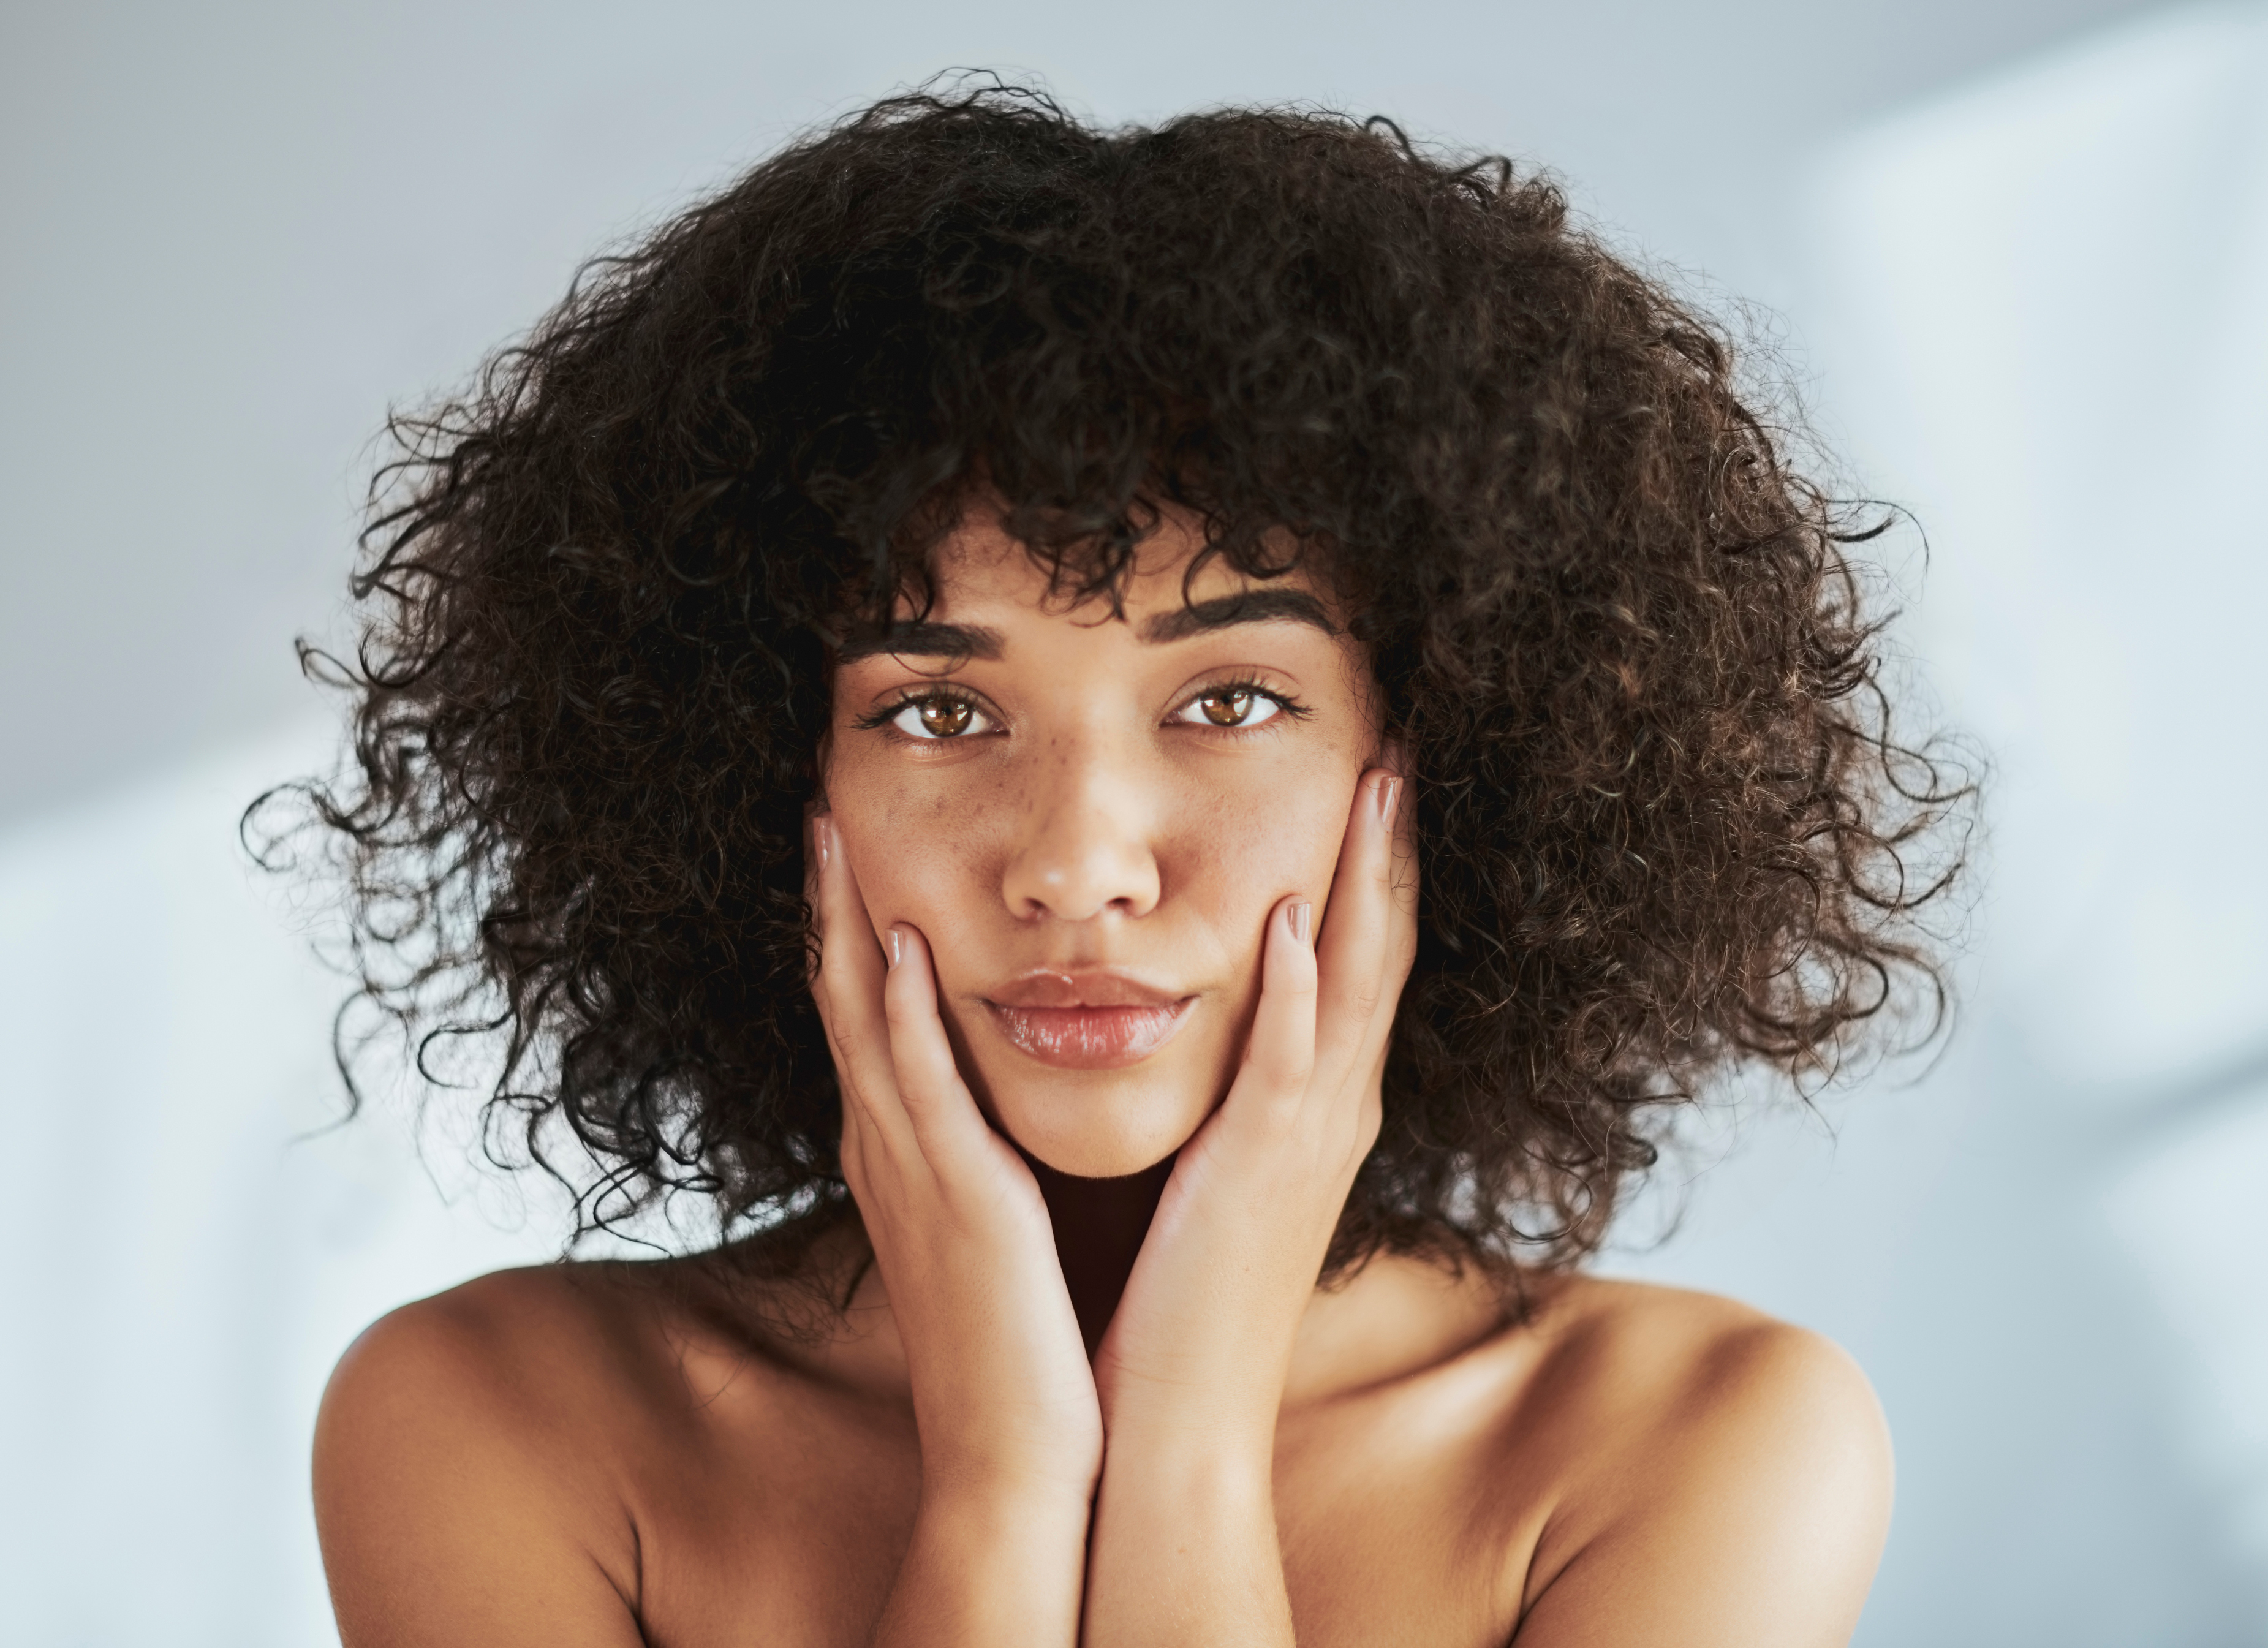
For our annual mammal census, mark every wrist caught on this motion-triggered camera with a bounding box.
[1099,1372,1284,1464]
[885,1470,1091,1648]
[910,1473,1094,1572]
[1099,1420,1276,1508]
[918,1451,1101,1522]
[909,1390,1105,1506]
[1088,1434,1280,1604]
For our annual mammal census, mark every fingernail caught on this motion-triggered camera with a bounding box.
[885,926,905,970]
[813,815,833,871]
[1289,900,1312,945]
[1376,776,1402,826]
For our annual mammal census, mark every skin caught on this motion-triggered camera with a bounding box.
[312,507,1896,1646]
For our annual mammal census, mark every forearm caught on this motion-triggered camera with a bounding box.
[872,1481,1092,1648]
[1082,1435,1295,1648]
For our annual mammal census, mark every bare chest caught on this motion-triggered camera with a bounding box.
[622,1366,1540,1648]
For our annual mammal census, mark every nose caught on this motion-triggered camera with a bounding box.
[1000,735,1162,924]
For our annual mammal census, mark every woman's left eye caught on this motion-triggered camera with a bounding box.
[1172,687,1285,730]
[889,697,992,739]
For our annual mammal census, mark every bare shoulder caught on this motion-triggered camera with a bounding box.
[313,1264,664,1647]
[1507,1275,1893,1648]
[1524,1274,1888,1444]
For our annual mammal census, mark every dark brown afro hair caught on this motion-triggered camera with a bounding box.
[254,80,1969,1276]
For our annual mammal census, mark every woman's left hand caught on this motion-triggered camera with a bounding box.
[1092,763,1417,1486]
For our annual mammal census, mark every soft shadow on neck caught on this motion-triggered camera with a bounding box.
[1022,1151,1176,1359]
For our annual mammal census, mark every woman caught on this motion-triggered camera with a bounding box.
[287,83,1962,1645]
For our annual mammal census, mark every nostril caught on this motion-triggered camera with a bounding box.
[1003,837,1161,924]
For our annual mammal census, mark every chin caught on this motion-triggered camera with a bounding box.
[988,1067,1215,1179]
[941,987,1242,1180]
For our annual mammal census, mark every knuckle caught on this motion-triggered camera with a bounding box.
[882,983,921,1029]
[1264,1049,1317,1097]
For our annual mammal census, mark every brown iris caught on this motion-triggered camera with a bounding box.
[918,698,974,737]
[1199,689,1253,726]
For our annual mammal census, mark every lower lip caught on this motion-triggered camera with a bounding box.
[985,1000,1195,1069]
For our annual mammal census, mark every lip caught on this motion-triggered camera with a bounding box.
[983,970,1195,1069]
[988,969,1184,1008]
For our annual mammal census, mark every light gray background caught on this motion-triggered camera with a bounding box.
[6,3,2267,1644]
[0,0,2168,826]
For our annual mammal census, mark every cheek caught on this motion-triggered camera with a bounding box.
[1174,763,1356,959]
[825,747,1007,936]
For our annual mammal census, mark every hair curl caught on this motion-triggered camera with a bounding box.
[254,81,1970,1276]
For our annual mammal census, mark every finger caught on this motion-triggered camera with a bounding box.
[803,809,829,983]
[1238,894,1318,1109]
[836,1060,880,1205]
[815,813,886,965]
[1350,771,1420,1109]
[1366,768,1420,1050]
[880,923,998,1168]
[1385,763,1419,969]
[812,815,883,1052]
[811,816,919,1155]
[1313,769,1403,1068]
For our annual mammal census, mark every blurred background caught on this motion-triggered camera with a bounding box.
[4,1,2266,1641]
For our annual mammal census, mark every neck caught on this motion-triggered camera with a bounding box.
[1023,1152,1175,1358]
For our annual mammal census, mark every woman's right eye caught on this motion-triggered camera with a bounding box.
[888,696,992,740]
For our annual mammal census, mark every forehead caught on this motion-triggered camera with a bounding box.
[923,508,1318,621]
[834,504,1347,667]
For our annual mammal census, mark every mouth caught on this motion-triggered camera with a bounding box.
[983,970,1196,1070]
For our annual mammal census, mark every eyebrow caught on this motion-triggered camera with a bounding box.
[833,621,1007,663]
[1138,589,1339,644]
[831,588,1336,662]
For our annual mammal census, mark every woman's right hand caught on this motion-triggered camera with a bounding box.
[809,813,1103,1514]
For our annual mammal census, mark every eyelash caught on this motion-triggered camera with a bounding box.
[853,678,1312,741]
[1174,676,1313,733]
[852,687,992,738]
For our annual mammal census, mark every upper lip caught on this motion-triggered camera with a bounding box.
[985,970,1190,1008]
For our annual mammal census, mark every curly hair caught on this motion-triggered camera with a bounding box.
[254,81,1968,1276]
